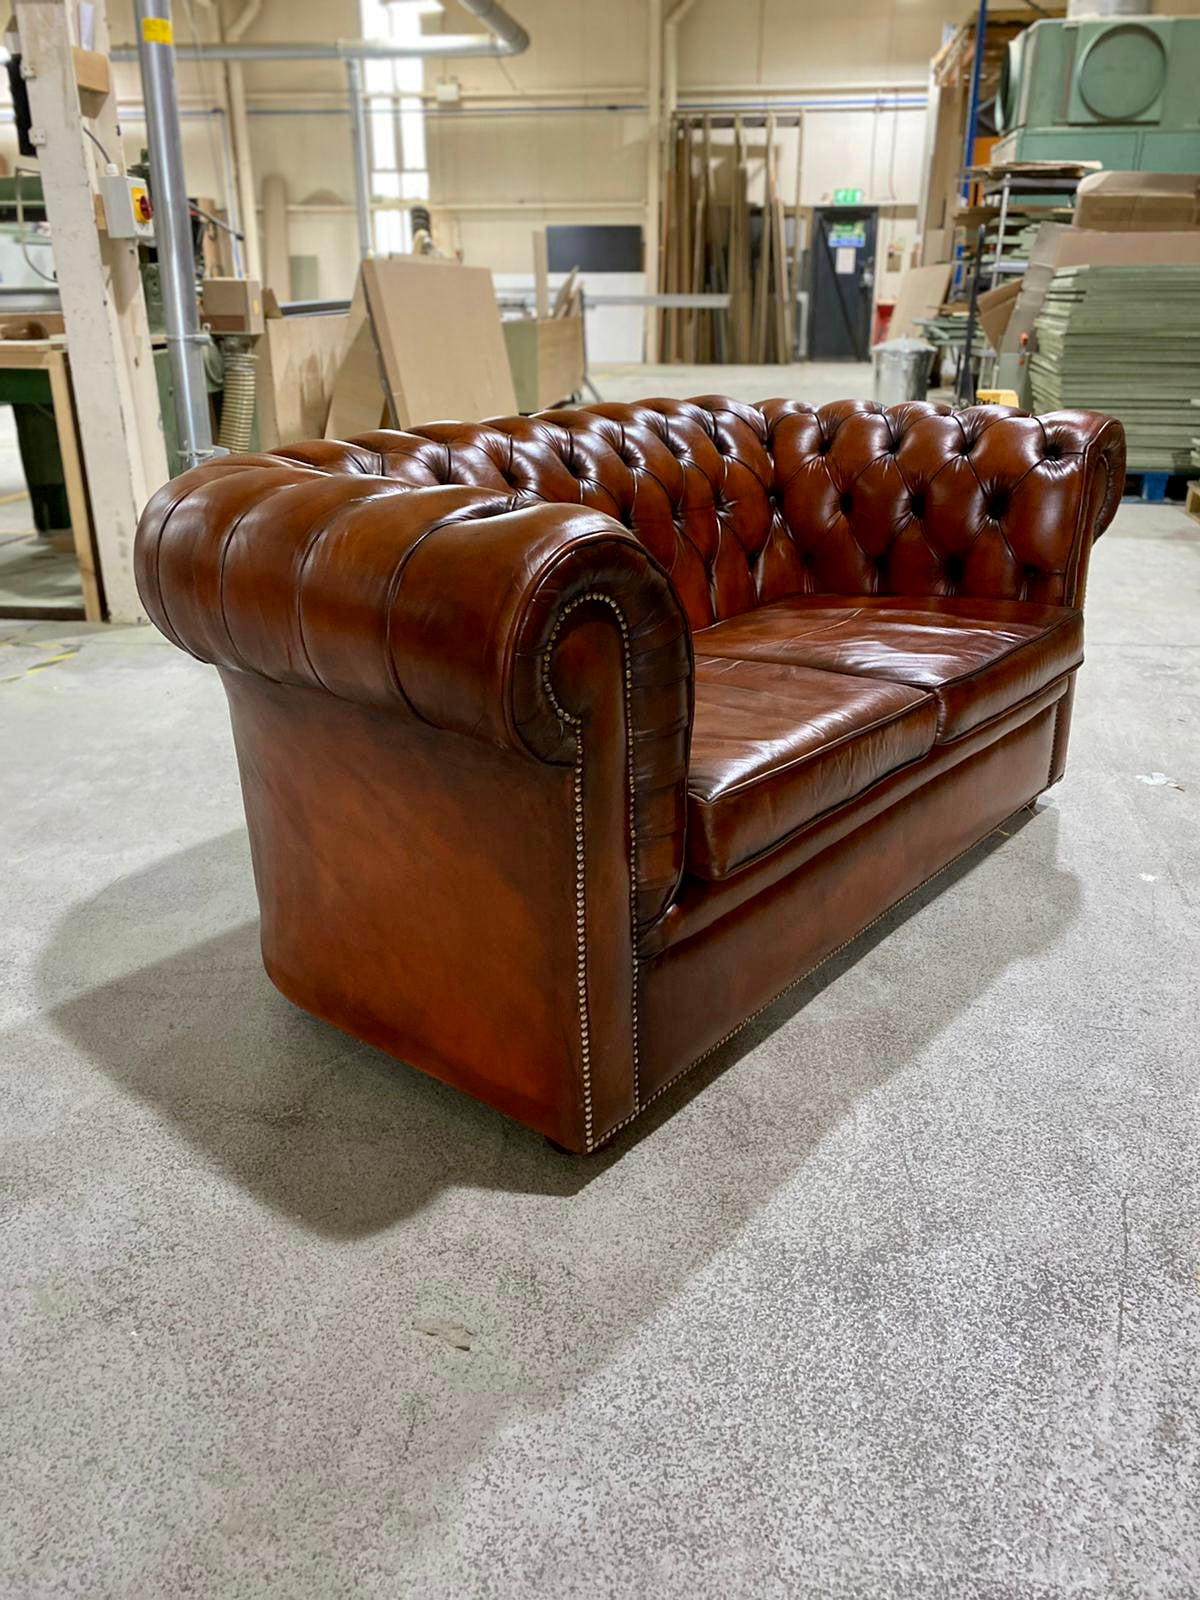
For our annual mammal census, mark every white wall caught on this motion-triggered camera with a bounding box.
[0,0,955,304]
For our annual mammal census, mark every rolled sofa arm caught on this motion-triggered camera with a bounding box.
[135,449,694,924]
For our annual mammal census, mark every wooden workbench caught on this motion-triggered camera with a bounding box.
[0,338,102,622]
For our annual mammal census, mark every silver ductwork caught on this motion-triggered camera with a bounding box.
[113,0,530,62]
[1066,0,1151,16]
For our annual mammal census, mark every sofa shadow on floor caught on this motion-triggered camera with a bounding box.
[39,806,1073,1239]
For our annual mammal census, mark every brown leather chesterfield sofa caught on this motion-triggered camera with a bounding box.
[135,398,1123,1153]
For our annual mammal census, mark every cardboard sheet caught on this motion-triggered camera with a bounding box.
[976,280,1021,353]
[1074,172,1200,233]
[1053,230,1200,269]
[889,263,953,339]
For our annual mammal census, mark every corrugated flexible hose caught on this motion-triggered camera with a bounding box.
[217,346,258,453]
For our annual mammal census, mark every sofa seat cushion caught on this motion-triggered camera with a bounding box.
[692,595,1083,742]
[686,657,938,879]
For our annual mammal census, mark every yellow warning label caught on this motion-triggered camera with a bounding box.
[141,17,174,44]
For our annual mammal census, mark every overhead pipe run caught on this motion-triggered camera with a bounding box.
[345,59,374,259]
[113,3,530,265]
[112,0,530,62]
[134,0,215,473]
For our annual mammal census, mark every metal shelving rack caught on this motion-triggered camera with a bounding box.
[952,163,1090,402]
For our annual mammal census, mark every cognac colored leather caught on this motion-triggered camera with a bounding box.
[692,594,1085,742]
[135,398,1124,1152]
[687,658,938,878]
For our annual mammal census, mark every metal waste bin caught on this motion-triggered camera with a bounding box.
[871,337,936,406]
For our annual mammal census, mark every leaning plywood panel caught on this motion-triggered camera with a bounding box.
[890,263,954,339]
[361,257,517,427]
[257,313,348,449]
[324,278,388,441]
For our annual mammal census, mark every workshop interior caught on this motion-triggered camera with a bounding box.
[2,2,1198,1594]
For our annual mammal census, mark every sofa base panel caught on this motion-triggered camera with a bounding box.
[626,700,1060,1138]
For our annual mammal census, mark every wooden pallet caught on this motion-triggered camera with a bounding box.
[1186,480,1200,525]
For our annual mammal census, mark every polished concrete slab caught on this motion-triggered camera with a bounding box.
[2,469,1198,1591]
[592,358,875,407]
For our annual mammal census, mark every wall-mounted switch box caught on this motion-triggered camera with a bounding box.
[99,170,154,240]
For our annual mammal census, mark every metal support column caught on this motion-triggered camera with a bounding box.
[960,0,988,197]
[134,0,214,471]
[345,59,373,259]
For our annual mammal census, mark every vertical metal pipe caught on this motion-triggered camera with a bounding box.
[346,59,374,259]
[134,0,214,470]
[213,108,245,278]
[960,0,987,198]
[644,0,663,361]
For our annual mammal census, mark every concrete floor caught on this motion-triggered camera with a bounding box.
[2,377,1199,1595]
[593,358,875,408]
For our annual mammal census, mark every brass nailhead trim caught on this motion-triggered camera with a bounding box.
[541,591,640,1152]
[1048,694,1065,788]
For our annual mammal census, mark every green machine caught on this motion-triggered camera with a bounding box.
[994,16,1200,170]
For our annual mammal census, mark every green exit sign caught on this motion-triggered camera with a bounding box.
[833,187,863,206]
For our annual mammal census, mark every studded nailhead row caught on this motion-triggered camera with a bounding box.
[540,591,641,1152]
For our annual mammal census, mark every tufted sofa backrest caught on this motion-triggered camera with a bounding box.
[277,397,1124,631]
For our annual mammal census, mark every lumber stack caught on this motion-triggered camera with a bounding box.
[658,113,803,364]
[1030,264,1200,471]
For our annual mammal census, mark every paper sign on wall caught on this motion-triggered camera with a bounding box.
[835,247,857,275]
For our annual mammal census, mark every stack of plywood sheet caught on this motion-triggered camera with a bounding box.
[1031,264,1200,471]
[658,113,803,364]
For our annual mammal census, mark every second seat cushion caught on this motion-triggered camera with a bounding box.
[687,657,938,879]
[692,594,1084,742]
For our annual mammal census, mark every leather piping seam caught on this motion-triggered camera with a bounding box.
[540,592,640,1152]
[593,794,1044,1152]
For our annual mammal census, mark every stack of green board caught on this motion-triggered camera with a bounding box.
[1031,265,1200,472]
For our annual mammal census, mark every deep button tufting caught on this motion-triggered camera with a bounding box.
[351,397,1123,636]
[839,492,853,515]
[987,491,1010,519]
[944,556,965,582]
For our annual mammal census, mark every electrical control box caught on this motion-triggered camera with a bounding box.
[100,171,154,240]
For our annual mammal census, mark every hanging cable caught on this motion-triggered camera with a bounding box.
[14,167,57,284]
[82,125,116,167]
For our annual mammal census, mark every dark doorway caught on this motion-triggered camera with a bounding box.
[809,206,878,362]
